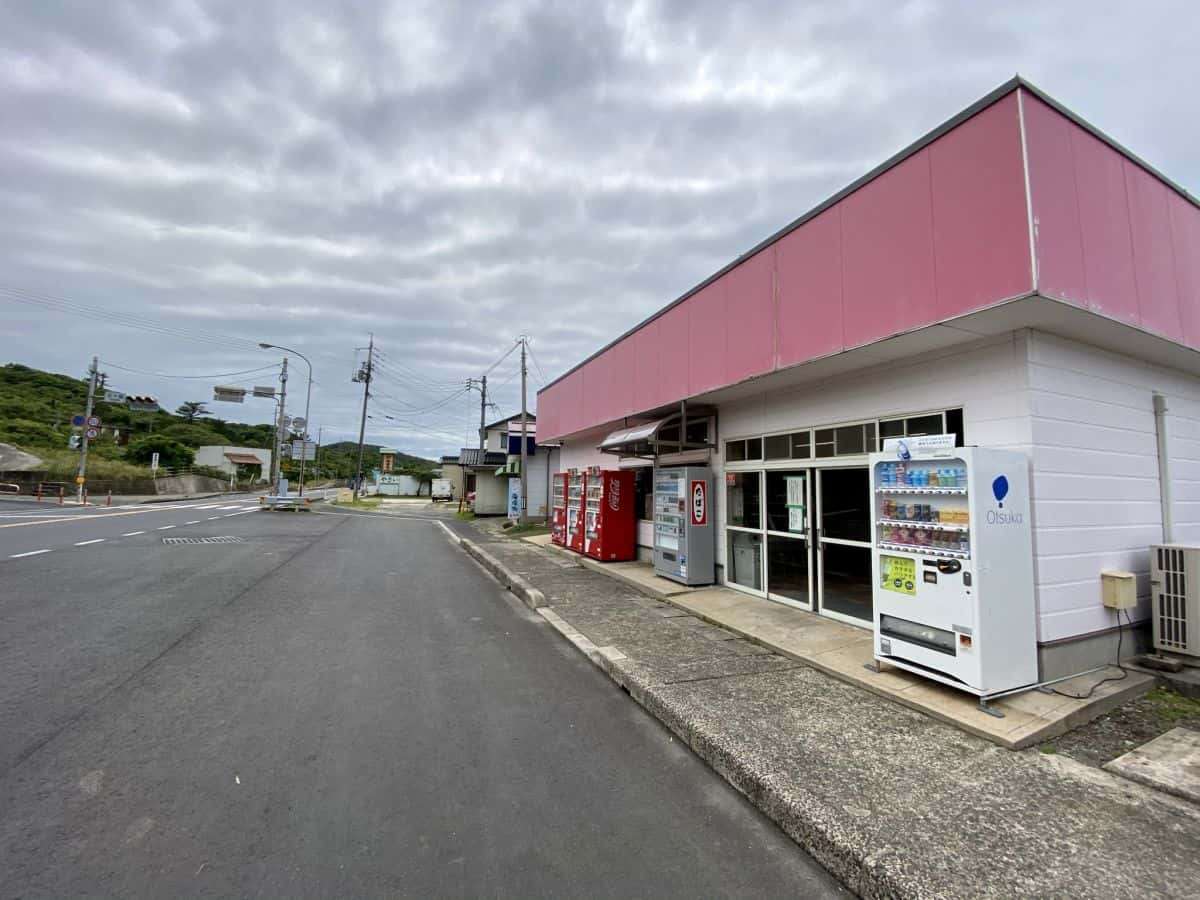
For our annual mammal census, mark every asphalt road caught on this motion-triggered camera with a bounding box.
[0,507,842,898]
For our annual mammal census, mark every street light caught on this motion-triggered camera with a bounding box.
[259,342,313,496]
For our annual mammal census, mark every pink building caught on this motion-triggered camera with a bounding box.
[537,78,1200,678]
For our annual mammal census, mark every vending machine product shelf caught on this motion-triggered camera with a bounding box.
[551,472,568,547]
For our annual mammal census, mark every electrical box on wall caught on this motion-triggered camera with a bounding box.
[1101,570,1137,610]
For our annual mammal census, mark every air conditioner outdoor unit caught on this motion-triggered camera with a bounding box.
[1150,545,1200,658]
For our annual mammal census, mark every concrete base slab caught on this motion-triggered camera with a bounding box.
[588,559,1155,749]
[1105,726,1200,803]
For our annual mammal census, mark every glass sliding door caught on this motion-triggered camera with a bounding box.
[816,467,873,625]
[725,471,764,594]
[765,470,812,608]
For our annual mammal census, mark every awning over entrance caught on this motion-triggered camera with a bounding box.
[598,406,716,458]
[224,452,263,465]
[599,419,666,451]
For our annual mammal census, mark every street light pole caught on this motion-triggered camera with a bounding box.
[259,342,313,496]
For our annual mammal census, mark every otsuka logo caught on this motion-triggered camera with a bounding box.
[986,474,1023,525]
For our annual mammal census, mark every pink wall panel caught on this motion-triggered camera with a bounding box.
[580,347,614,428]
[1070,126,1140,325]
[536,380,559,440]
[610,335,637,422]
[632,318,662,412]
[687,282,727,395]
[656,303,690,404]
[929,92,1031,316]
[776,206,844,367]
[1022,93,1087,305]
[1124,163,1184,342]
[723,249,776,383]
[841,150,939,348]
[1169,193,1200,346]
[563,369,585,437]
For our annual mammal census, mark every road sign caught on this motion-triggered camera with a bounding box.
[151,452,160,471]
[291,440,317,461]
[85,427,99,439]
[279,443,292,458]
[103,390,126,402]
[291,417,306,431]
[213,386,246,403]
[71,414,85,427]
[75,475,85,485]
[252,386,276,399]
[86,415,101,428]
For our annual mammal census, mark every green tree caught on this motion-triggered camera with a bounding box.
[126,436,194,469]
[175,401,211,423]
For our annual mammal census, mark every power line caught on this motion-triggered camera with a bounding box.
[99,360,279,380]
[525,341,548,385]
[0,284,262,351]
[483,340,520,376]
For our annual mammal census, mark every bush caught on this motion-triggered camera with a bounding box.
[157,423,227,448]
[0,418,63,449]
[126,436,194,469]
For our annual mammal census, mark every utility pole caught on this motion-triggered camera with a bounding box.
[519,336,529,526]
[274,357,289,495]
[77,355,99,504]
[353,335,374,501]
[314,426,324,481]
[479,374,488,449]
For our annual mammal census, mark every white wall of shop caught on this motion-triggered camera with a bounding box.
[1026,330,1200,642]
[714,331,1034,569]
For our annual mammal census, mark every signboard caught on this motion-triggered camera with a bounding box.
[291,417,307,431]
[507,477,522,520]
[252,386,276,399]
[291,440,316,461]
[213,386,246,403]
[150,451,159,471]
[880,555,917,596]
[103,389,126,403]
[690,479,708,526]
[75,475,85,485]
[882,434,955,458]
[785,474,806,533]
[86,415,101,428]
[85,428,99,439]
[71,414,85,427]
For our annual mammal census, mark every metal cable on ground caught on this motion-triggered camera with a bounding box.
[1050,609,1130,700]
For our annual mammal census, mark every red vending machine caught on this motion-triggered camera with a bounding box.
[566,469,586,553]
[551,472,568,546]
[583,468,637,562]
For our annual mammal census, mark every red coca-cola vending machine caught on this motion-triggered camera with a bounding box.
[567,469,586,553]
[583,468,637,562]
[551,472,568,546]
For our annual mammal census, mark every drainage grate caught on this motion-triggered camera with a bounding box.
[162,535,245,545]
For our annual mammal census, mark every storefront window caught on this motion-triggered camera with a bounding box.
[726,439,746,462]
[726,472,761,529]
[727,530,764,591]
[764,433,790,460]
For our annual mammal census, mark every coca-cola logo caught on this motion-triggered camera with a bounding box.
[609,477,620,510]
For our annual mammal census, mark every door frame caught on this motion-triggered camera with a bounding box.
[765,469,814,611]
[814,466,873,628]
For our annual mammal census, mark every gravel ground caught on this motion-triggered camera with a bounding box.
[1041,686,1200,767]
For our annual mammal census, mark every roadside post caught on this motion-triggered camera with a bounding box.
[76,356,99,504]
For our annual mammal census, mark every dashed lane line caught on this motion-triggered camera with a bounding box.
[121,531,146,536]
[207,516,221,520]
[10,549,52,558]
[157,525,176,531]
[74,539,106,546]
[185,520,201,525]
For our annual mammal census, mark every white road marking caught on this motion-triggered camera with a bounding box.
[157,525,176,530]
[185,520,201,525]
[10,548,51,558]
[193,504,221,510]
[207,516,220,520]
[74,538,106,546]
[216,505,243,510]
[122,531,146,536]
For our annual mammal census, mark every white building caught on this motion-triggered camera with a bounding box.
[194,445,271,482]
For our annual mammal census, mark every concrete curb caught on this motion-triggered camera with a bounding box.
[459,538,547,609]
[449,532,907,897]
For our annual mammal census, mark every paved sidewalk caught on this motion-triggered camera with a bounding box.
[455,527,1200,899]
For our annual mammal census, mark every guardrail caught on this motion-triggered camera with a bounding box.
[0,482,20,494]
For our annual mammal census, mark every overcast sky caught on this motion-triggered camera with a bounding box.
[1,1,1197,458]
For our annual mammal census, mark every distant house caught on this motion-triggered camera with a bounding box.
[194,446,271,482]
[453,414,550,518]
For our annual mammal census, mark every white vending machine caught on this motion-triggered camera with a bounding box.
[869,440,1036,713]
[653,466,714,586]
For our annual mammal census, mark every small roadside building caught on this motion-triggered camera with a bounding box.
[536,77,1200,680]
[194,445,271,482]
[452,414,552,518]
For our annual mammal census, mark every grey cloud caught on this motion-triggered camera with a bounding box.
[0,0,1196,457]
